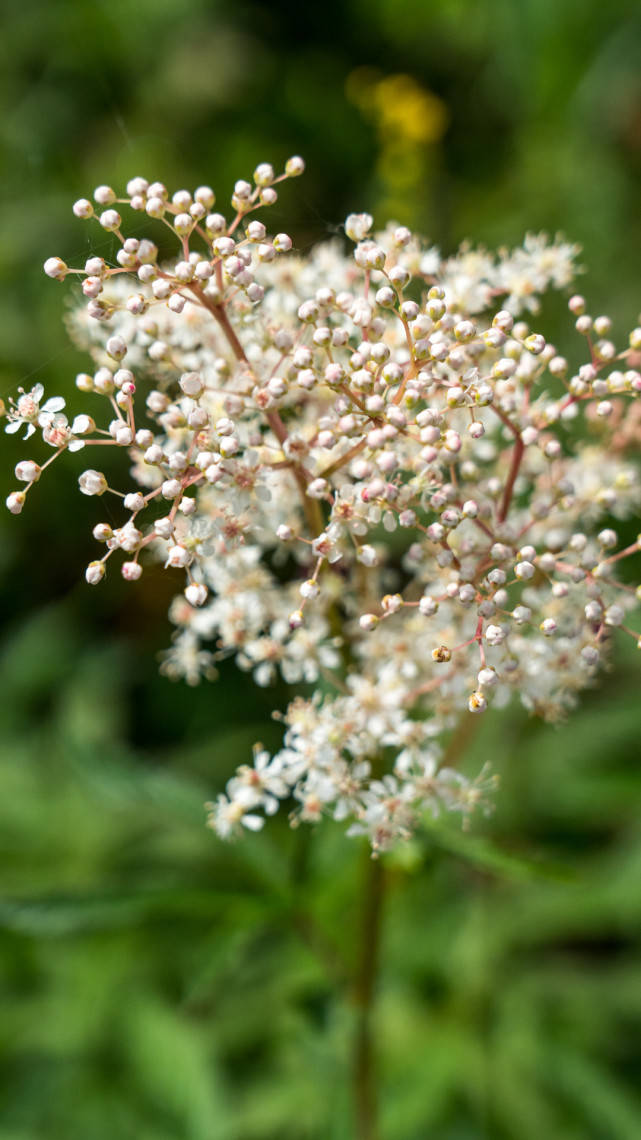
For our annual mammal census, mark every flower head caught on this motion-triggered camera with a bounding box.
[7,157,641,849]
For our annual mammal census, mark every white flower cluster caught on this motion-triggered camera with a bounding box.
[5,159,641,850]
[210,694,497,849]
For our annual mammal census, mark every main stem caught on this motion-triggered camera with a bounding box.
[353,851,385,1140]
[348,712,482,1139]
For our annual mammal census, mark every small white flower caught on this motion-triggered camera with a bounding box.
[5,385,66,440]
[206,795,265,839]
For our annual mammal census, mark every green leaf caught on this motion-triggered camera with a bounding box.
[0,886,271,936]
[551,1049,641,1140]
[123,996,232,1140]
[420,818,575,882]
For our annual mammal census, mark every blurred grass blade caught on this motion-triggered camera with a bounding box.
[421,818,575,881]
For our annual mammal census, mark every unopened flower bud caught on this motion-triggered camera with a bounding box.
[454,320,475,343]
[285,156,305,176]
[345,213,373,241]
[122,561,142,581]
[161,479,182,499]
[432,645,451,663]
[468,691,487,713]
[485,624,506,646]
[106,335,127,361]
[219,436,239,458]
[15,460,41,483]
[44,256,68,280]
[307,478,328,499]
[6,491,26,514]
[99,209,121,231]
[300,579,320,599]
[478,667,498,687]
[166,544,192,568]
[85,561,106,585]
[79,469,108,496]
[514,560,535,580]
[493,309,514,332]
[597,528,617,548]
[443,430,461,453]
[179,371,204,397]
[381,594,403,614]
[246,220,267,242]
[73,198,94,219]
[604,605,624,627]
[185,583,208,607]
[584,601,602,623]
[273,233,292,253]
[359,613,379,632]
[174,212,193,236]
[123,492,145,512]
[524,333,546,355]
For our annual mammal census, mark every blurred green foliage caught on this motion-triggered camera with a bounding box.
[2,1,641,1136]
[2,608,640,1139]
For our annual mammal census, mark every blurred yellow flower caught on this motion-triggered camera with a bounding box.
[346,68,448,144]
[346,68,448,225]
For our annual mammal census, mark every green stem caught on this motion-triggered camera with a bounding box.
[348,712,482,1139]
[353,850,385,1140]
[441,707,483,769]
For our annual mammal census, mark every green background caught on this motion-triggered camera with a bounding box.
[1,1,641,1136]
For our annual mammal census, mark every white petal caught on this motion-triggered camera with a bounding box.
[5,421,20,434]
[241,813,264,832]
[254,750,269,772]
[42,397,66,413]
[267,778,289,798]
[235,785,261,809]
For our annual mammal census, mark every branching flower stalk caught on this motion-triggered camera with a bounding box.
[4,157,641,1135]
[5,157,641,846]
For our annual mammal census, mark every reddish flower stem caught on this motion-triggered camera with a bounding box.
[497,435,524,524]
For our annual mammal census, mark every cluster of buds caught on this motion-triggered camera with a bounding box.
[5,159,641,851]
